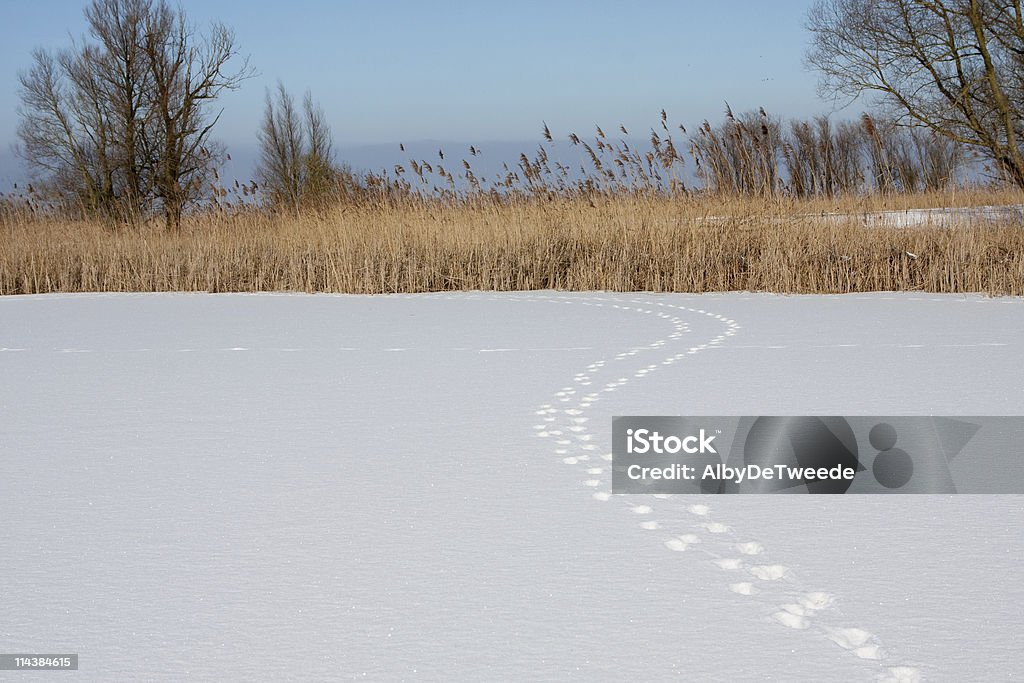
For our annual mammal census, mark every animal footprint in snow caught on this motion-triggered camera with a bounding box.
[730,582,758,596]
[703,522,731,534]
[663,534,700,551]
[779,603,807,617]
[773,611,810,630]
[639,521,660,530]
[748,565,789,581]
[852,644,884,660]
[714,558,744,570]
[631,505,652,514]
[880,667,922,683]
[736,542,764,555]
[826,627,873,649]
[687,504,711,517]
[826,628,884,659]
[798,592,835,611]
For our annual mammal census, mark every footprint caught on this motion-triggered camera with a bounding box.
[631,505,653,515]
[730,582,758,596]
[853,645,884,660]
[773,611,810,630]
[880,667,922,683]
[714,558,744,570]
[827,627,875,650]
[687,504,711,517]
[749,565,789,581]
[664,538,690,552]
[703,522,731,534]
[639,521,660,530]
[592,492,611,502]
[798,592,835,611]
[736,542,765,555]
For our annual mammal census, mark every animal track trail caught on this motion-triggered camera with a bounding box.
[517,293,920,683]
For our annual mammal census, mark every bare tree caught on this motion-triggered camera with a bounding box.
[140,3,251,228]
[784,116,866,197]
[302,92,336,203]
[256,83,338,211]
[16,0,251,226]
[806,0,1024,187]
[256,83,304,210]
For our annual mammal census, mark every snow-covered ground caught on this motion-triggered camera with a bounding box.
[816,203,1024,228]
[1,291,1022,681]
[698,203,1024,228]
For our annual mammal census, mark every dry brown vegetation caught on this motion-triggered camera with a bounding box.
[6,97,1023,297]
[7,0,1023,298]
[3,188,1022,296]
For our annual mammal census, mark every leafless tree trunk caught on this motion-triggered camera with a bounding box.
[16,0,250,227]
[140,4,251,229]
[807,0,1024,187]
[256,84,338,211]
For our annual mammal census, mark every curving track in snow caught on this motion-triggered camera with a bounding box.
[2,291,1022,680]
[500,293,921,682]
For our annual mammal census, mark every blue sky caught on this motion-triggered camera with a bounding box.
[0,0,844,185]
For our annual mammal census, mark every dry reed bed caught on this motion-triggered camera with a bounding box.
[1,195,1023,296]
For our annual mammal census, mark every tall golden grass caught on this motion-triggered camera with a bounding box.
[2,189,1022,295]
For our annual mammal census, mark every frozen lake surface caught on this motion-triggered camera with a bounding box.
[1,291,1022,681]
[820,203,1024,228]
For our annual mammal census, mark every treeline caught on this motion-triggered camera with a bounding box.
[690,108,964,197]
[6,0,1022,227]
[15,0,251,228]
[249,104,972,210]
